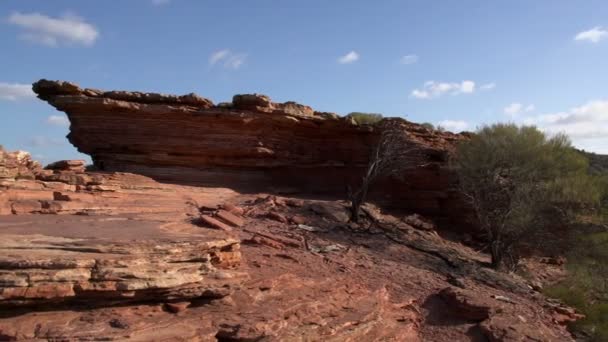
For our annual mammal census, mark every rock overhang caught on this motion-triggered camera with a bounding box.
[32,79,473,229]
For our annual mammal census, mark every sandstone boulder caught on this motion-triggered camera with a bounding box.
[45,160,86,173]
[0,217,243,307]
[0,148,41,181]
[232,93,273,110]
[276,101,314,116]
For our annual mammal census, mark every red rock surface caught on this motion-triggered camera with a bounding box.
[0,148,41,182]
[0,163,580,340]
[32,79,474,230]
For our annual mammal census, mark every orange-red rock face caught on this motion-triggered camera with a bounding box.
[33,79,472,228]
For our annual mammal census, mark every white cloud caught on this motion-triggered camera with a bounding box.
[0,82,34,101]
[411,80,477,99]
[480,82,496,91]
[8,12,99,47]
[208,49,247,70]
[437,120,469,132]
[209,49,230,65]
[523,100,608,138]
[338,51,359,64]
[521,100,608,153]
[411,89,430,99]
[460,80,475,93]
[400,55,418,65]
[46,115,70,127]
[574,27,608,43]
[504,102,535,117]
[152,0,171,5]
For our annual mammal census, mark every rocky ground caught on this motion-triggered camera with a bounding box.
[0,149,581,341]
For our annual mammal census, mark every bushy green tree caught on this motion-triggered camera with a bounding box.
[454,124,599,270]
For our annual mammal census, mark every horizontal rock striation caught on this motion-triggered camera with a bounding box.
[0,224,242,307]
[33,80,472,228]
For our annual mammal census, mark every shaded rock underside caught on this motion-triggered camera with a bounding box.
[31,79,474,231]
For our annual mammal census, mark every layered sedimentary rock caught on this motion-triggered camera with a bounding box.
[0,188,578,340]
[0,228,243,307]
[0,148,41,182]
[33,79,471,227]
[45,159,86,172]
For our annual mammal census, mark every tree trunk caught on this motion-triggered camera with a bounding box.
[350,180,370,223]
[490,240,504,270]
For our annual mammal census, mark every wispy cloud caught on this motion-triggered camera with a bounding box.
[0,82,34,101]
[338,51,359,64]
[209,50,230,65]
[574,27,607,43]
[151,0,171,5]
[437,120,469,132]
[504,102,535,118]
[27,136,65,148]
[411,80,478,99]
[46,115,70,127]
[7,12,99,47]
[209,49,247,70]
[480,83,496,91]
[400,55,418,65]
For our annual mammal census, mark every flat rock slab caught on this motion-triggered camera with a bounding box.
[215,209,244,227]
[201,214,233,231]
[0,214,244,307]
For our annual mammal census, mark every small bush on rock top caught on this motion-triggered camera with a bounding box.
[345,112,383,125]
[420,122,435,131]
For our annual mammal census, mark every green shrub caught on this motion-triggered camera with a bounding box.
[346,112,383,125]
[420,122,435,130]
[453,124,598,269]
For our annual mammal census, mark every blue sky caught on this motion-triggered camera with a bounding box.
[2,0,608,164]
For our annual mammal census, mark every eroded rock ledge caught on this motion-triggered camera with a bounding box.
[32,79,472,228]
[0,232,242,307]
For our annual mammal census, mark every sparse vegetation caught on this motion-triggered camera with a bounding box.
[346,112,383,125]
[541,152,608,341]
[453,124,599,270]
[545,231,608,341]
[584,151,608,175]
[420,122,446,132]
[348,119,417,222]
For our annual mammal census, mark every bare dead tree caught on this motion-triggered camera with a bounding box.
[348,119,419,222]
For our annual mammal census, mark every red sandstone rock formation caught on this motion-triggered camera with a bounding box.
[0,147,41,182]
[32,79,473,229]
[0,81,582,340]
[0,152,580,340]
